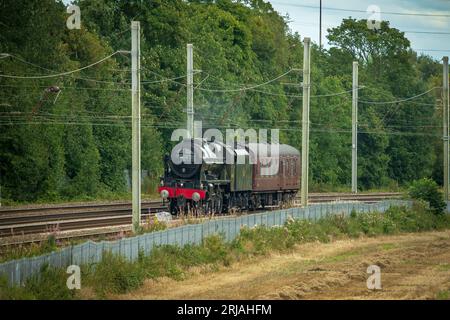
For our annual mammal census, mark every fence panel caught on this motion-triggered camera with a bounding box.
[0,199,413,286]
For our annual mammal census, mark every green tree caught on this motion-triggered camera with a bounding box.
[409,178,446,215]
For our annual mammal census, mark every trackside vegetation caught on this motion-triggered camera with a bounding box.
[408,178,446,215]
[1,203,449,299]
[0,235,58,264]
[0,216,168,264]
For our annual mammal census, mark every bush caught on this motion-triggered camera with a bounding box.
[141,245,185,279]
[202,235,229,263]
[232,225,295,256]
[0,235,58,263]
[408,178,446,215]
[138,235,230,280]
[138,216,167,234]
[86,251,145,296]
[285,219,328,243]
[0,264,74,300]
[25,264,75,299]
[317,214,348,239]
[0,277,35,300]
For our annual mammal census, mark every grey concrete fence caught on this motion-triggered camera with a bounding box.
[0,200,411,286]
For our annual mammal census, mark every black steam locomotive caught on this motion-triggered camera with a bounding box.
[158,138,300,215]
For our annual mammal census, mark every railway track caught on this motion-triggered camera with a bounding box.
[0,202,164,237]
[0,192,402,238]
[308,192,402,203]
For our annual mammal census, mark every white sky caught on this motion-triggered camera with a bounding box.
[269,0,450,60]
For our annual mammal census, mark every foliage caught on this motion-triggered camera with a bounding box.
[436,290,450,300]
[138,216,168,234]
[232,225,296,256]
[0,235,58,263]
[0,1,445,202]
[84,251,145,296]
[0,264,75,300]
[408,178,446,214]
[138,234,230,280]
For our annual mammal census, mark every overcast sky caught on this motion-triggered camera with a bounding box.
[269,0,450,60]
[63,0,449,59]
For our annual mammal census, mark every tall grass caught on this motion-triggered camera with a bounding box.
[84,251,146,297]
[0,235,58,263]
[0,264,75,300]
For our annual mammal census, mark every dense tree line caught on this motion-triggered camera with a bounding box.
[0,0,444,202]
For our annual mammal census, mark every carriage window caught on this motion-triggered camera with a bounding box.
[286,159,289,176]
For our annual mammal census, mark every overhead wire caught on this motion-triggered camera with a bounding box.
[0,84,131,92]
[0,119,443,138]
[0,54,126,85]
[270,2,450,18]
[0,51,127,79]
[358,87,440,104]
[196,69,299,92]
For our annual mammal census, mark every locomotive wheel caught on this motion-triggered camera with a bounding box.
[216,189,224,214]
[248,196,257,211]
[192,202,201,218]
[214,197,223,215]
[204,200,212,216]
[205,197,223,216]
[170,199,179,215]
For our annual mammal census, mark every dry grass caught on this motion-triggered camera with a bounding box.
[117,230,450,300]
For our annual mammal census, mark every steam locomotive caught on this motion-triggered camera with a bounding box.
[158,138,300,215]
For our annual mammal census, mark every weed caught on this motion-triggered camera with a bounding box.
[138,216,167,234]
[437,263,450,271]
[0,235,58,263]
[84,251,145,296]
[324,250,361,263]
[436,290,450,300]
[0,264,74,300]
[380,243,397,251]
